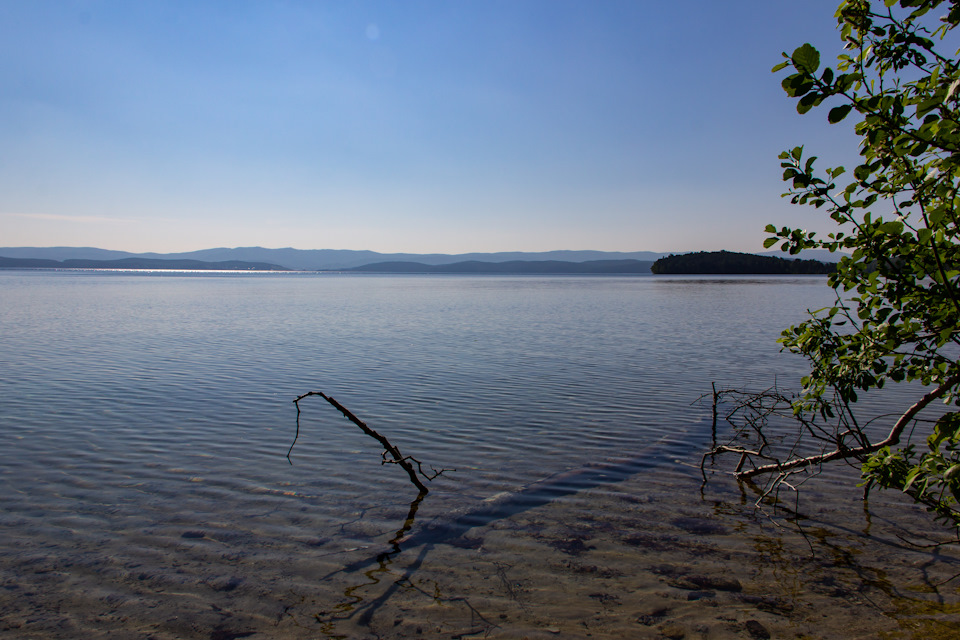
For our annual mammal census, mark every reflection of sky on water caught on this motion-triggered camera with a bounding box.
[0,271,955,638]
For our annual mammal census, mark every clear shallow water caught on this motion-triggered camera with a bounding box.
[1,271,957,639]
[0,271,822,505]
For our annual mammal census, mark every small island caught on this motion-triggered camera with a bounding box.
[650,250,835,275]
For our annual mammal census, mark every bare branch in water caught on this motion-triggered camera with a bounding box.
[289,391,453,493]
[700,379,960,539]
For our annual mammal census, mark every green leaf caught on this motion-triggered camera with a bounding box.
[772,61,790,72]
[791,43,820,73]
[828,104,854,123]
[763,237,779,249]
[797,93,819,114]
[838,73,862,91]
[880,221,904,235]
[854,164,873,181]
[782,73,814,97]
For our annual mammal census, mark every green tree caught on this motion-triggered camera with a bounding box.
[710,0,960,534]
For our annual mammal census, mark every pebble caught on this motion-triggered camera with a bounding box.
[745,619,771,639]
[740,594,794,614]
[670,516,730,536]
[636,606,669,626]
[660,623,685,639]
[207,576,242,592]
[668,574,742,592]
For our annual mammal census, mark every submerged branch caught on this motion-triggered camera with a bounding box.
[737,373,960,479]
[701,373,960,538]
[289,391,453,494]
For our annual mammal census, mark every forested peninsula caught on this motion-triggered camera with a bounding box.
[651,251,834,275]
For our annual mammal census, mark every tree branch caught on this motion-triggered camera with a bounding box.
[738,373,960,479]
[290,391,452,493]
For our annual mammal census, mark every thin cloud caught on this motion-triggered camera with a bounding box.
[3,212,134,224]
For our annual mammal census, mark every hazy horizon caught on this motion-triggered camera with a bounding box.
[0,244,668,255]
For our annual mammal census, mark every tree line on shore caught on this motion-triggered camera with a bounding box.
[650,250,835,275]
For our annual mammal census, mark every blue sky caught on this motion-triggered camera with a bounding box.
[0,0,860,254]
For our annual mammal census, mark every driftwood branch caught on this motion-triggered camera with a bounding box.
[289,391,452,493]
[701,374,960,528]
[736,373,960,479]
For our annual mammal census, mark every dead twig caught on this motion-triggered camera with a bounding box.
[700,376,960,530]
[289,391,453,494]
[737,374,960,479]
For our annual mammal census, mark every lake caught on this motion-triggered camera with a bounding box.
[0,270,957,639]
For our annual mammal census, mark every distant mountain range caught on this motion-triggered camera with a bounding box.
[0,246,845,271]
[0,246,666,271]
[0,256,288,271]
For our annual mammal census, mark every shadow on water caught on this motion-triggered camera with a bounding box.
[285,389,703,633]
[731,477,960,597]
[310,429,699,634]
[334,445,676,572]
[293,402,960,639]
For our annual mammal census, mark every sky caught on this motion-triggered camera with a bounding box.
[0,0,866,254]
